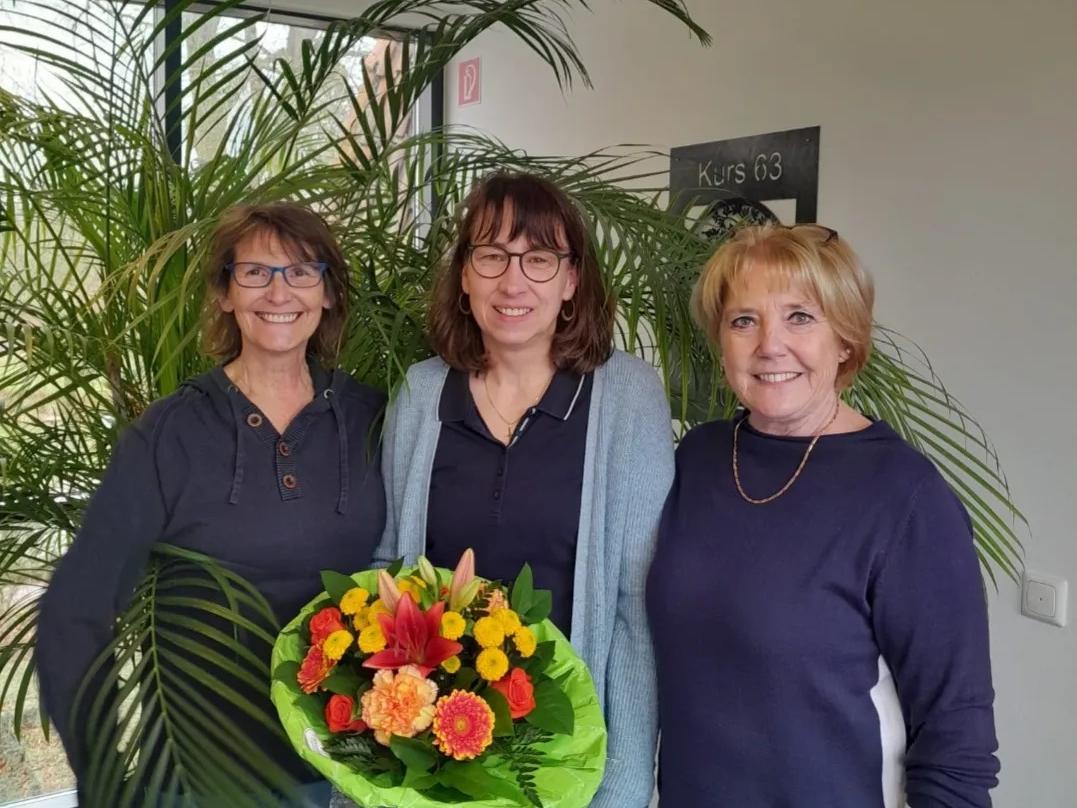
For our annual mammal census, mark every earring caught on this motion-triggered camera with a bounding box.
[458,293,471,316]
[559,298,576,322]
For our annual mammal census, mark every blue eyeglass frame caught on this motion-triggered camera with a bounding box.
[225,261,329,288]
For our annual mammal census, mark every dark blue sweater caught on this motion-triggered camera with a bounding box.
[35,364,386,786]
[646,416,998,807]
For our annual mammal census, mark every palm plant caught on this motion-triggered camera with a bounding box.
[0,0,1023,803]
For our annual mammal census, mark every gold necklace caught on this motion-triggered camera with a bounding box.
[481,372,549,442]
[732,399,841,505]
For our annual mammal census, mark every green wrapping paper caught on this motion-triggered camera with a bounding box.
[270,568,607,808]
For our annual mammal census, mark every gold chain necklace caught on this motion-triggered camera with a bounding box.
[732,399,841,505]
[482,372,549,442]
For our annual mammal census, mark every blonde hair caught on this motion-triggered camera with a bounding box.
[691,225,874,390]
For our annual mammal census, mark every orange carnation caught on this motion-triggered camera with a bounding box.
[360,664,438,745]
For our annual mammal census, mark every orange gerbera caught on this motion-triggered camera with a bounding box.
[297,645,334,694]
[432,690,495,760]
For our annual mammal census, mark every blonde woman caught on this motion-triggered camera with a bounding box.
[647,225,998,807]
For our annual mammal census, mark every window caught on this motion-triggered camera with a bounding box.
[0,3,436,803]
[180,8,428,170]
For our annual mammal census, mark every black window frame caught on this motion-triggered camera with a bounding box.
[162,0,443,163]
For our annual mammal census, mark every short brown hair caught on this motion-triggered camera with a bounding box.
[691,225,874,390]
[201,203,351,365]
[428,172,615,374]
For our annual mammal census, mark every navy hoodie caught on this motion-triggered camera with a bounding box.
[35,363,386,790]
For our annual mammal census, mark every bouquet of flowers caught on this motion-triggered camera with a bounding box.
[270,550,606,808]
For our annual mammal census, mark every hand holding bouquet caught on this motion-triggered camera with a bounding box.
[271,550,606,807]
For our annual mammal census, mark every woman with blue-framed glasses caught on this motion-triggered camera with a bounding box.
[37,203,387,806]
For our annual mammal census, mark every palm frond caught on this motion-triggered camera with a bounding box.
[74,544,315,807]
[849,329,1026,585]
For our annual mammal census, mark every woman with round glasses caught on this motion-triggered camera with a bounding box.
[365,172,674,807]
[647,224,999,806]
[37,203,386,804]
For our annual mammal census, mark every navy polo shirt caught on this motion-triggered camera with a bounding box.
[426,368,592,636]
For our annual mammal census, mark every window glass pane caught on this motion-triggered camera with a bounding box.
[2,4,122,798]
[181,13,417,171]
[0,0,153,114]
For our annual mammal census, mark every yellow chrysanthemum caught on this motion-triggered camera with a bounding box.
[492,608,521,634]
[512,626,537,658]
[339,587,370,616]
[358,623,387,654]
[397,576,427,597]
[473,616,505,649]
[440,611,466,641]
[368,599,390,619]
[323,629,354,662]
[352,605,371,631]
[440,655,461,674]
[476,648,509,682]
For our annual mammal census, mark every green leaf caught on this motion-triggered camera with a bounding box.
[510,563,535,615]
[271,660,300,684]
[480,687,515,737]
[453,666,479,691]
[419,580,438,609]
[389,735,437,773]
[439,760,526,802]
[526,678,574,736]
[322,665,364,696]
[402,767,439,789]
[521,641,556,677]
[521,590,552,624]
[325,732,399,775]
[385,556,405,578]
[321,570,361,604]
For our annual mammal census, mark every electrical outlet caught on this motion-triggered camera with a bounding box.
[1021,570,1068,628]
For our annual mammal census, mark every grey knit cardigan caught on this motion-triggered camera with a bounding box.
[373,350,674,808]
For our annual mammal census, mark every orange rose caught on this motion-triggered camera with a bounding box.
[325,694,367,734]
[309,607,346,646]
[490,667,536,719]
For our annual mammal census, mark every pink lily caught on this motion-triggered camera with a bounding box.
[377,569,401,614]
[363,592,462,676]
[449,548,478,612]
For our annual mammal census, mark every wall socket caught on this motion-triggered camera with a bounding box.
[1021,570,1068,628]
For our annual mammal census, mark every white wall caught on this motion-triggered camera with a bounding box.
[297,0,1074,800]
[432,0,1077,804]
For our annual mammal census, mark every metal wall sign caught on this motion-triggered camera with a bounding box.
[669,126,820,222]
